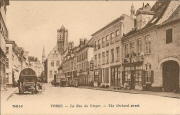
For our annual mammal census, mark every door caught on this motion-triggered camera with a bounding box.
[130,70,135,89]
[163,61,179,92]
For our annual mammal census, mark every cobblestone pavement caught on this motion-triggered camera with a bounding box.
[1,84,180,115]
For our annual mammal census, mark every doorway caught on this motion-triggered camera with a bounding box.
[163,61,179,92]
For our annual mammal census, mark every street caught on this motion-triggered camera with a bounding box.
[1,84,180,115]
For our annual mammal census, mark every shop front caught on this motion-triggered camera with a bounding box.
[110,66,121,88]
[122,56,154,90]
[94,69,101,87]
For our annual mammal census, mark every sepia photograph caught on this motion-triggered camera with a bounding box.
[1,0,180,115]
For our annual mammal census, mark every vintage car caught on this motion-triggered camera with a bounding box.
[18,68,38,94]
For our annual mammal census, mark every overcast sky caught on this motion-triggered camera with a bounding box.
[6,1,155,62]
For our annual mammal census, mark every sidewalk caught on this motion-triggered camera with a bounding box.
[78,86,180,99]
[1,87,18,103]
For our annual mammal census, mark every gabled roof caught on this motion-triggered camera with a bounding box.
[123,1,174,39]
[160,4,180,26]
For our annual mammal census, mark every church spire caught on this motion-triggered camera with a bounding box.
[42,46,46,63]
[130,3,135,19]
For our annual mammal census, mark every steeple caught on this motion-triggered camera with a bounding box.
[42,46,46,63]
[60,25,65,31]
[130,3,136,19]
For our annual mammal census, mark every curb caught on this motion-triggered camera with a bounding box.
[6,89,17,101]
[79,87,180,99]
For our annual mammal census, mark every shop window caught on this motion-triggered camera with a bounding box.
[105,68,109,83]
[166,29,172,44]
[111,68,115,86]
[135,70,142,85]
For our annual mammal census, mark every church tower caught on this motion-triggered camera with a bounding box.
[130,3,136,19]
[57,25,68,53]
[42,46,46,63]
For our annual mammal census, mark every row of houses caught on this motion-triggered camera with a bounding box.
[0,0,44,89]
[46,1,180,92]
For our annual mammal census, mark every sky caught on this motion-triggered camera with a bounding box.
[6,1,156,62]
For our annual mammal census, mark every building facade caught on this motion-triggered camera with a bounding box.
[0,0,9,88]
[122,1,180,92]
[76,38,94,86]
[46,26,68,83]
[46,46,62,83]
[5,40,28,87]
[92,13,134,87]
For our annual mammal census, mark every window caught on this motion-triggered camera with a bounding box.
[6,73,9,83]
[116,30,119,37]
[110,33,114,44]
[111,49,114,63]
[51,60,54,66]
[137,39,142,55]
[106,51,109,64]
[56,61,59,66]
[130,42,135,57]
[98,53,101,66]
[102,37,106,48]
[166,29,172,44]
[102,52,105,65]
[145,35,151,54]
[82,63,84,71]
[95,41,98,50]
[106,35,109,46]
[125,44,129,58]
[54,71,57,75]
[50,70,52,75]
[116,47,120,62]
[86,51,88,59]
[6,47,9,54]
[98,39,101,49]
[135,70,142,85]
[95,55,97,67]
[6,58,9,68]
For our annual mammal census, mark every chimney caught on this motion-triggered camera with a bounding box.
[84,38,88,45]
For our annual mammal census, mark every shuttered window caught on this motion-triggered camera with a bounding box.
[166,29,172,44]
